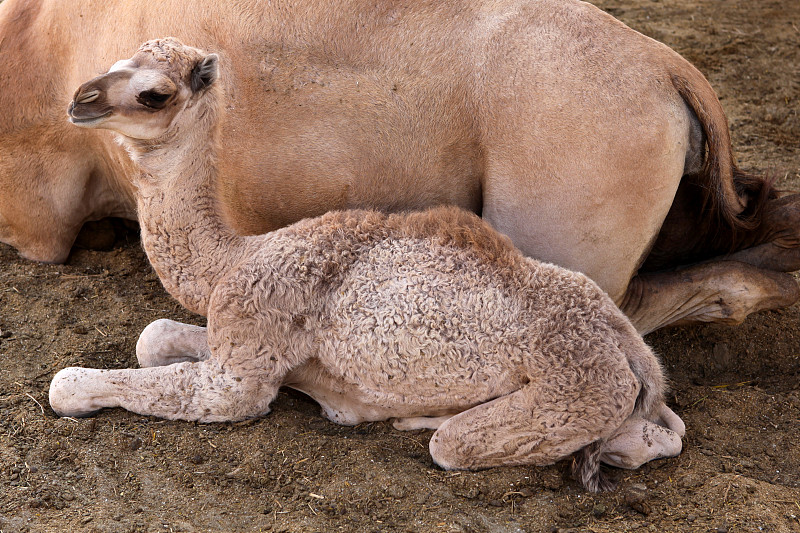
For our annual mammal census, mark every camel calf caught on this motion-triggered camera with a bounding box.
[50,38,684,491]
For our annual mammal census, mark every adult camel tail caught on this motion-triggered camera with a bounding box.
[670,72,774,240]
[613,312,665,421]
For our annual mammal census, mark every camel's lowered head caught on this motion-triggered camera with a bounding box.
[68,38,218,140]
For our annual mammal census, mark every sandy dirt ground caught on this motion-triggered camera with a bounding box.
[1,1,799,531]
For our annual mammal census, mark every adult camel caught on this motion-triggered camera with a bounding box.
[0,0,798,333]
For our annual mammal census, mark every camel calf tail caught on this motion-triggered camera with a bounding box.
[621,320,666,422]
[574,313,667,491]
[572,440,617,493]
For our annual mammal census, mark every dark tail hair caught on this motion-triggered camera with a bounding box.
[572,440,616,492]
[671,74,774,242]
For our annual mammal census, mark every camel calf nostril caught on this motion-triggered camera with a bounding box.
[76,90,100,104]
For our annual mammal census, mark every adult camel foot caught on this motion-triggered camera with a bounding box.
[622,261,800,335]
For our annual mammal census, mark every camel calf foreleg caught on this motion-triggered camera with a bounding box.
[49,360,276,422]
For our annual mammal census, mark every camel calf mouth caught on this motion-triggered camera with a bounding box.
[68,108,112,126]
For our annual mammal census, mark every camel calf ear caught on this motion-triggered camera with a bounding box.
[191,54,219,92]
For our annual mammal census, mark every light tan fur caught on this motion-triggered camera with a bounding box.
[50,39,685,492]
[2,0,798,332]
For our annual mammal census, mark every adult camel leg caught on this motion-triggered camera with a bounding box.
[646,191,800,273]
[725,193,800,272]
[135,319,210,367]
[727,243,800,273]
[428,377,647,492]
[621,261,800,335]
[49,359,276,422]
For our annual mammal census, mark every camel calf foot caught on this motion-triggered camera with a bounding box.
[600,404,684,470]
[49,367,108,417]
[623,261,800,334]
[136,319,210,367]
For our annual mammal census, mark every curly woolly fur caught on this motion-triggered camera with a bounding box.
[52,38,679,492]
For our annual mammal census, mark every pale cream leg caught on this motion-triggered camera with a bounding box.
[600,404,684,470]
[49,360,277,422]
[393,415,454,431]
[136,319,210,367]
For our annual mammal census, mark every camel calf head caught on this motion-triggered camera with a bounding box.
[69,38,218,140]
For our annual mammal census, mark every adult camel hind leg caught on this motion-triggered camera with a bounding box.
[724,193,800,272]
[625,192,800,334]
[621,261,799,335]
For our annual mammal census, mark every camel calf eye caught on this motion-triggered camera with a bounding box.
[137,90,171,108]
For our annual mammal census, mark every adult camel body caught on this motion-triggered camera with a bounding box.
[1,0,798,333]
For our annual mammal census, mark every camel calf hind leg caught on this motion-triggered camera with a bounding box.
[393,415,455,431]
[428,380,639,492]
[600,404,684,470]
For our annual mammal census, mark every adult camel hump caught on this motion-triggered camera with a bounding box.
[1,0,798,333]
